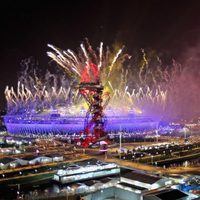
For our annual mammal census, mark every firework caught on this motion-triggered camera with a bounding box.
[6,39,198,138]
[47,41,126,85]
[47,41,170,120]
[5,43,172,120]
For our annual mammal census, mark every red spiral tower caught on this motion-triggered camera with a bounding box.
[78,63,110,148]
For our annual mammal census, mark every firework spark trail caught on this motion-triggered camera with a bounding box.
[5,41,188,120]
[80,43,90,66]
[5,82,166,117]
[47,40,125,85]
[108,48,123,75]
[5,61,83,114]
[108,81,114,91]
[67,49,79,64]
[49,40,170,117]
[98,42,103,69]
[85,38,98,62]
[139,48,148,85]
[5,84,79,114]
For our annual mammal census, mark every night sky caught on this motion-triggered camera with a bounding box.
[1,0,200,110]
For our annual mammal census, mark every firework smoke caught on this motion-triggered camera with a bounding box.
[5,41,200,122]
[5,58,82,115]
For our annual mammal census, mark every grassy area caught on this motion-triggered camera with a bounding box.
[0,172,54,185]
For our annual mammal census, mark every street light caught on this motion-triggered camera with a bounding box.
[151,155,154,165]
[119,125,122,160]
[66,186,70,200]
[17,184,21,199]
[119,126,122,151]
[163,151,165,155]
[155,125,159,143]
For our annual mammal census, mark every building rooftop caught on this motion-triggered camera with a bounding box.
[84,180,100,186]
[76,158,99,166]
[45,154,63,158]
[21,155,40,161]
[122,170,161,184]
[144,189,188,200]
[25,148,36,153]
[156,189,188,200]
[99,177,113,183]
[0,157,16,164]
[69,183,85,189]
[119,182,147,191]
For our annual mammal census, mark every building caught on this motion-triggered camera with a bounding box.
[19,155,52,165]
[5,114,159,135]
[120,170,172,190]
[0,157,18,169]
[53,160,120,184]
[143,189,191,200]
[60,164,190,200]
[46,154,64,162]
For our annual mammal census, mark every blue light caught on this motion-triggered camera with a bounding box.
[4,113,159,135]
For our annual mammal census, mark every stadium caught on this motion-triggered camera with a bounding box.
[4,111,159,136]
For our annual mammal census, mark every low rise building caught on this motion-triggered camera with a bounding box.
[143,189,192,200]
[121,170,172,190]
[19,155,52,165]
[53,160,120,184]
[0,157,18,169]
[46,154,64,162]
